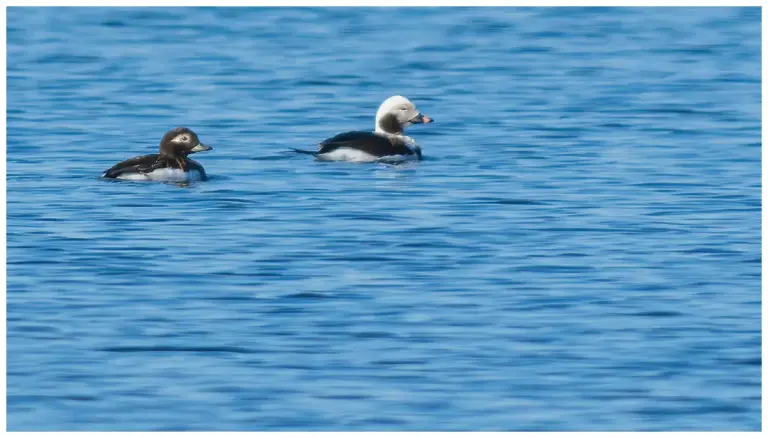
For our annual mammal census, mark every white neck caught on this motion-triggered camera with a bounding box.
[376,129,406,139]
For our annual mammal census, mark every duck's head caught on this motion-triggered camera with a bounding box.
[158,127,212,158]
[374,95,433,135]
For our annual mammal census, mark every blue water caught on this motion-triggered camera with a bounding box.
[6,7,761,431]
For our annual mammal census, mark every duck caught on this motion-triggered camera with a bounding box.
[102,127,213,181]
[295,95,433,163]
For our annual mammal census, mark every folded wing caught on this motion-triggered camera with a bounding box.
[318,131,416,157]
[102,154,164,179]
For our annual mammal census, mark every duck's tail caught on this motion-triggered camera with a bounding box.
[290,148,318,156]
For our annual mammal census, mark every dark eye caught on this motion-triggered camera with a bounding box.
[181,136,189,142]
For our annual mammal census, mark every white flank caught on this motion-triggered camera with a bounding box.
[114,168,202,182]
[316,148,379,163]
[315,147,420,164]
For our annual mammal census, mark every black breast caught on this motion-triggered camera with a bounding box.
[185,159,208,180]
[318,131,417,158]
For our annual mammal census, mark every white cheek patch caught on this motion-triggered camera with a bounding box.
[171,134,189,143]
[117,168,202,182]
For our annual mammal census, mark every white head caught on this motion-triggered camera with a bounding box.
[374,95,433,135]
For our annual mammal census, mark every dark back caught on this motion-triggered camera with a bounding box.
[318,131,417,157]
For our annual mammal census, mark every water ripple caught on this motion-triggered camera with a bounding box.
[6,6,760,432]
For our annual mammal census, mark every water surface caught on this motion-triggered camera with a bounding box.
[6,7,761,431]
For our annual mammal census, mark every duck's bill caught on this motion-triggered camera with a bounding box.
[409,113,433,124]
[190,143,213,153]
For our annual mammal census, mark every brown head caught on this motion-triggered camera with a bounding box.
[158,127,213,158]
